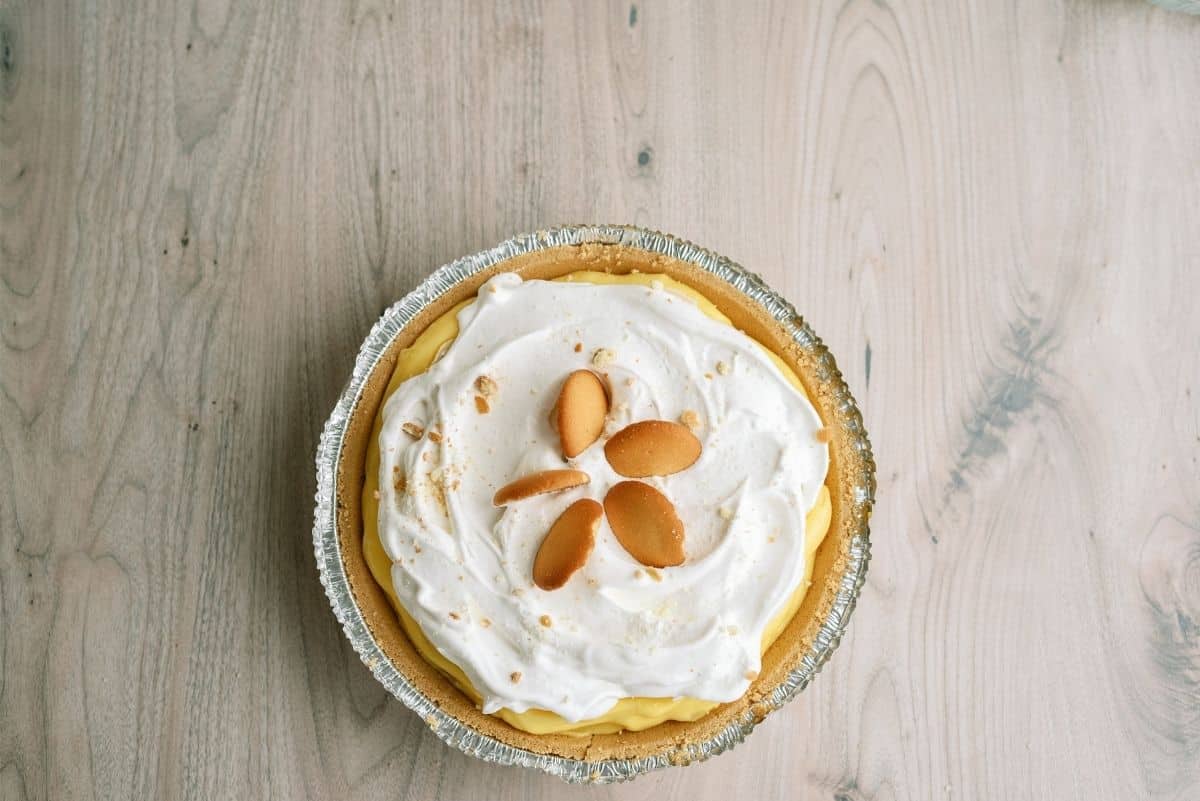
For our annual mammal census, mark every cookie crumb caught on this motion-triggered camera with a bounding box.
[480,618,491,628]
[718,506,733,520]
[448,611,461,620]
[539,614,553,628]
[401,421,424,438]
[645,567,663,582]
[716,360,731,375]
[704,372,714,380]
[574,342,582,352]
[474,395,490,414]
[427,429,443,443]
[679,409,702,431]
[372,489,381,500]
[510,671,522,683]
[591,347,615,368]
[474,375,498,397]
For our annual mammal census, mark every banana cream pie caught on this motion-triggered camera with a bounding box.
[334,242,863,762]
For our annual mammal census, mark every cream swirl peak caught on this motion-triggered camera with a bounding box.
[377,273,829,721]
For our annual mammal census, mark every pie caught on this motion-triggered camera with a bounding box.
[334,242,861,762]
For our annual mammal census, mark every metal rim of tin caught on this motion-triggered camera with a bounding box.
[312,224,875,784]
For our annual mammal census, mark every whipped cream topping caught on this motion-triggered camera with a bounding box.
[377,274,828,721]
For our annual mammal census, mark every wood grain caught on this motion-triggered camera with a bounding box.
[2,1,1199,799]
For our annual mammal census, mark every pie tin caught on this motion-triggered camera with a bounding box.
[313,224,875,784]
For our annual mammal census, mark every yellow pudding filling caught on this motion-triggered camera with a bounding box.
[362,271,832,736]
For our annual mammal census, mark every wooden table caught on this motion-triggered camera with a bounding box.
[4,2,1199,799]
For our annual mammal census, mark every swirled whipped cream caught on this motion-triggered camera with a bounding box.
[377,273,828,721]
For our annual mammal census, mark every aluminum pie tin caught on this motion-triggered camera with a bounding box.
[313,224,875,784]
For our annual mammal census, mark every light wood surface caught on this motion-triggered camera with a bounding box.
[3,1,1199,799]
